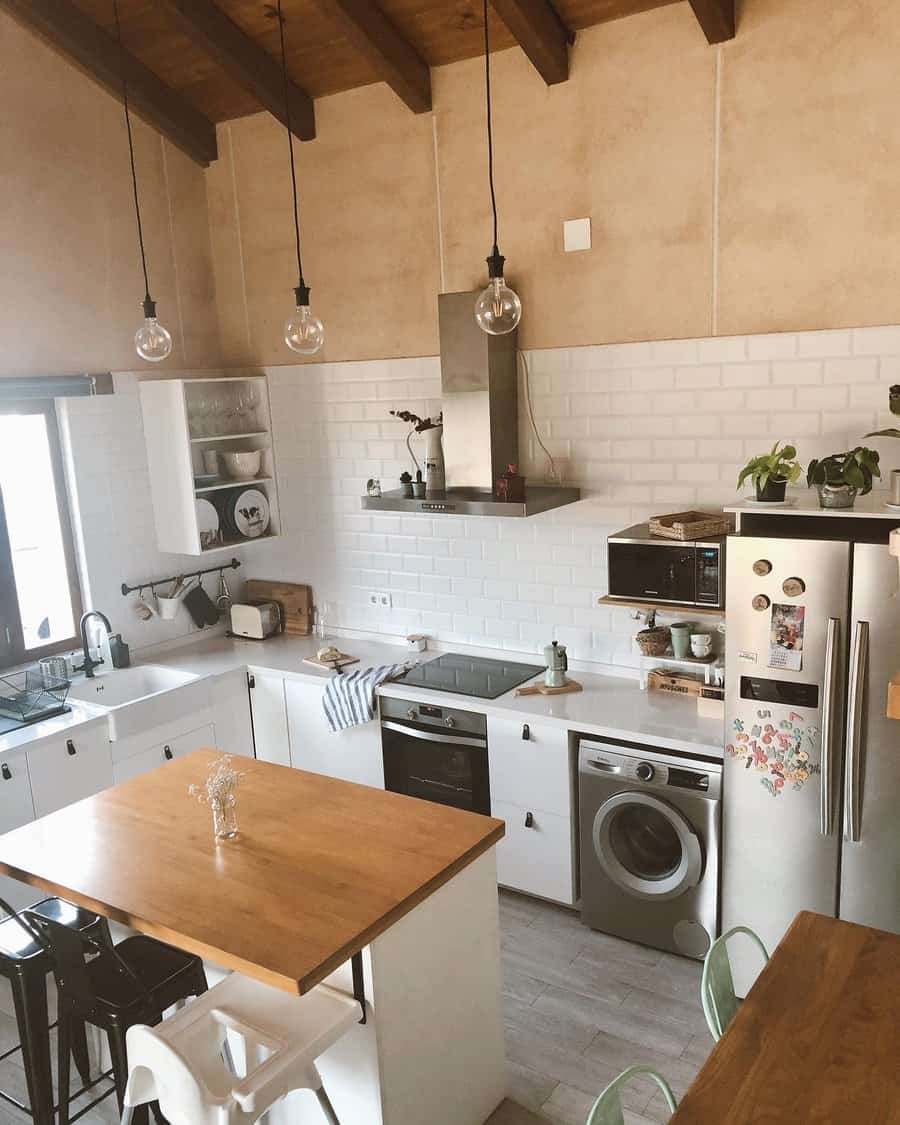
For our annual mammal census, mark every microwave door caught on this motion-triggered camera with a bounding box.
[609,544,695,604]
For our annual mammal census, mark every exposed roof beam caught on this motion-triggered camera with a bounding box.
[0,0,217,166]
[490,0,571,86]
[687,0,735,44]
[311,0,432,114]
[163,0,315,141]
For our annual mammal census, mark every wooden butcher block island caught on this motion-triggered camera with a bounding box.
[0,750,508,1125]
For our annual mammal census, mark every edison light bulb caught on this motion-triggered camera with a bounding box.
[134,298,172,363]
[285,286,324,356]
[475,258,522,336]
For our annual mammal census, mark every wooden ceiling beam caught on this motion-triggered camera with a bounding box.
[0,0,217,166]
[490,0,571,86]
[687,0,735,44]
[311,0,432,114]
[163,0,315,141]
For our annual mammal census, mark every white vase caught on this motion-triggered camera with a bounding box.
[424,425,445,497]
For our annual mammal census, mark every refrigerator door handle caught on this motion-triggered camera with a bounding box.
[843,620,868,843]
[820,617,841,837]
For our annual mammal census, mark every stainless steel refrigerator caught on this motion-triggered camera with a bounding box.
[724,534,899,987]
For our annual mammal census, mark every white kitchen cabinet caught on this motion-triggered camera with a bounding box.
[139,376,281,556]
[285,679,384,789]
[208,671,254,759]
[26,719,112,819]
[113,723,216,783]
[0,750,39,913]
[248,672,291,767]
[487,716,575,904]
[492,799,575,905]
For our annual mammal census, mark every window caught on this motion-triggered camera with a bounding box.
[0,401,82,667]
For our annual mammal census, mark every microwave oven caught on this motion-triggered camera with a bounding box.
[607,524,726,609]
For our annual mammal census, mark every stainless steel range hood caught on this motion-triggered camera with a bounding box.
[362,291,580,518]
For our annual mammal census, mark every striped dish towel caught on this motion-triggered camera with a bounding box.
[322,663,410,732]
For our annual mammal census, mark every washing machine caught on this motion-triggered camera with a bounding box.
[578,738,721,960]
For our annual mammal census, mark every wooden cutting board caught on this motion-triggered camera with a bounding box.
[243,580,311,635]
[889,675,900,720]
[302,653,360,671]
[515,678,583,697]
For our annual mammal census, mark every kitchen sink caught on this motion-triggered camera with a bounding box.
[67,665,209,741]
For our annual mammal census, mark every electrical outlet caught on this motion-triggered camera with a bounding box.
[367,590,393,608]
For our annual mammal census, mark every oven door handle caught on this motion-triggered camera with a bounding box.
[381,721,487,749]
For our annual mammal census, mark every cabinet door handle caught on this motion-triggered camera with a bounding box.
[1,764,11,781]
[524,811,534,828]
[248,674,256,689]
[66,740,76,756]
[522,724,531,741]
[163,745,173,760]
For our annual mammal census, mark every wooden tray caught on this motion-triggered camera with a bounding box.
[302,653,359,671]
[888,675,900,720]
[516,678,583,697]
[649,511,732,541]
[244,580,311,635]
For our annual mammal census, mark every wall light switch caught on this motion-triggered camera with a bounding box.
[563,218,591,253]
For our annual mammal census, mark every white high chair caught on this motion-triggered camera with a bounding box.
[118,971,360,1124]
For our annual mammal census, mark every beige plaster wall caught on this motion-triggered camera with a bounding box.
[0,12,220,377]
[211,0,900,365]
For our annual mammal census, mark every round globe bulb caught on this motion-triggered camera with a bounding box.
[475,276,522,336]
[285,303,325,356]
[135,316,173,363]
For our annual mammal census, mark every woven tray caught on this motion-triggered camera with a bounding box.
[649,511,732,541]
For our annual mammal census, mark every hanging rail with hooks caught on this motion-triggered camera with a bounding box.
[121,558,241,597]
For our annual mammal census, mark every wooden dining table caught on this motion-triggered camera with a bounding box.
[670,911,900,1124]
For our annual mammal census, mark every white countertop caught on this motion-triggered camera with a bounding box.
[1,632,724,760]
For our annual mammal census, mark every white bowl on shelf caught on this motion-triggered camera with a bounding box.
[221,450,262,479]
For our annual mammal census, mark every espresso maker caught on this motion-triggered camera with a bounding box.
[544,641,568,689]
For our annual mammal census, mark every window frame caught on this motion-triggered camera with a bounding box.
[0,399,83,668]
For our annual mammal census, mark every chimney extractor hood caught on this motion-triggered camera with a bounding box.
[362,291,580,518]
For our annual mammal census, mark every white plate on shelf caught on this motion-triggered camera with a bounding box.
[742,497,797,507]
[230,488,270,539]
[884,501,900,511]
[195,497,221,549]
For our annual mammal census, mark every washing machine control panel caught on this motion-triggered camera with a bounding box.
[580,745,716,793]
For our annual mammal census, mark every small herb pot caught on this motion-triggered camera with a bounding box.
[412,482,426,499]
[816,483,858,510]
[400,481,414,498]
[755,476,787,502]
[890,385,900,415]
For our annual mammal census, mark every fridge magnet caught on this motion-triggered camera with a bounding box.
[768,603,806,671]
[726,713,820,798]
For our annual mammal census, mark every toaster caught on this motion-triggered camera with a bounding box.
[230,601,282,640]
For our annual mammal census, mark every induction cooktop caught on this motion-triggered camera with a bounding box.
[398,653,544,700]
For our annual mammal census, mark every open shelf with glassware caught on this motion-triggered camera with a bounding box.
[139,375,281,556]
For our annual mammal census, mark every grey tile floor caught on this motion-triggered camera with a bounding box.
[0,890,711,1124]
[487,890,712,1125]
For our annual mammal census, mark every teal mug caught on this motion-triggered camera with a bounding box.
[669,621,693,659]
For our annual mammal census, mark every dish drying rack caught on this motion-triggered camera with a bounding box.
[0,668,71,724]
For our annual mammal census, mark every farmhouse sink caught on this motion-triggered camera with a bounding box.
[67,665,208,741]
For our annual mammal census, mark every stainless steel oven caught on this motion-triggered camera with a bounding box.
[381,697,490,815]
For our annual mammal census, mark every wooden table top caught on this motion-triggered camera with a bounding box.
[671,911,900,1124]
[0,750,504,994]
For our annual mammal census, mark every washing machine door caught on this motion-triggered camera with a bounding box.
[592,791,703,901]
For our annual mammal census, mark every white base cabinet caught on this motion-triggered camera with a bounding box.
[26,718,112,819]
[248,671,291,767]
[487,716,575,905]
[0,748,36,913]
[285,680,384,789]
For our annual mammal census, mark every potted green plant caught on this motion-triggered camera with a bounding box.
[737,442,803,502]
[399,471,413,498]
[807,446,881,509]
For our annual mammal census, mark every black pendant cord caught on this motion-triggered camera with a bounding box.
[276,0,307,302]
[483,0,500,259]
[112,0,153,314]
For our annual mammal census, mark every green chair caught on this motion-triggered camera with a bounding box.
[585,1065,677,1125]
[701,925,769,1041]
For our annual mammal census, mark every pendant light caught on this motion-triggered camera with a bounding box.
[112,0,173,364]
[474,0,522,336]
[275,0,324,356]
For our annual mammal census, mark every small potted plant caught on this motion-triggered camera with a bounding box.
[737,441,803,502]
[399,471,413,498]
[807,446,881,509]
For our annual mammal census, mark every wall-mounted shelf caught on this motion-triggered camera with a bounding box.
[139,376,281,557]
[638,652,720,690]
[597,596,725,617]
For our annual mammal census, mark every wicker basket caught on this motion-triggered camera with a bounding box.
[635,627,671,656]
[649,510,733,541]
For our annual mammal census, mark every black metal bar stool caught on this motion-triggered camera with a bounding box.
[0,896,113,1125]
[25,910,209,1125]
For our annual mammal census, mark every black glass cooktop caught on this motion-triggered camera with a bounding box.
[399,654,544,700]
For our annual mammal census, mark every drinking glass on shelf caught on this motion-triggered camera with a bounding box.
[209,391,226,437]
[246,384,261,432]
